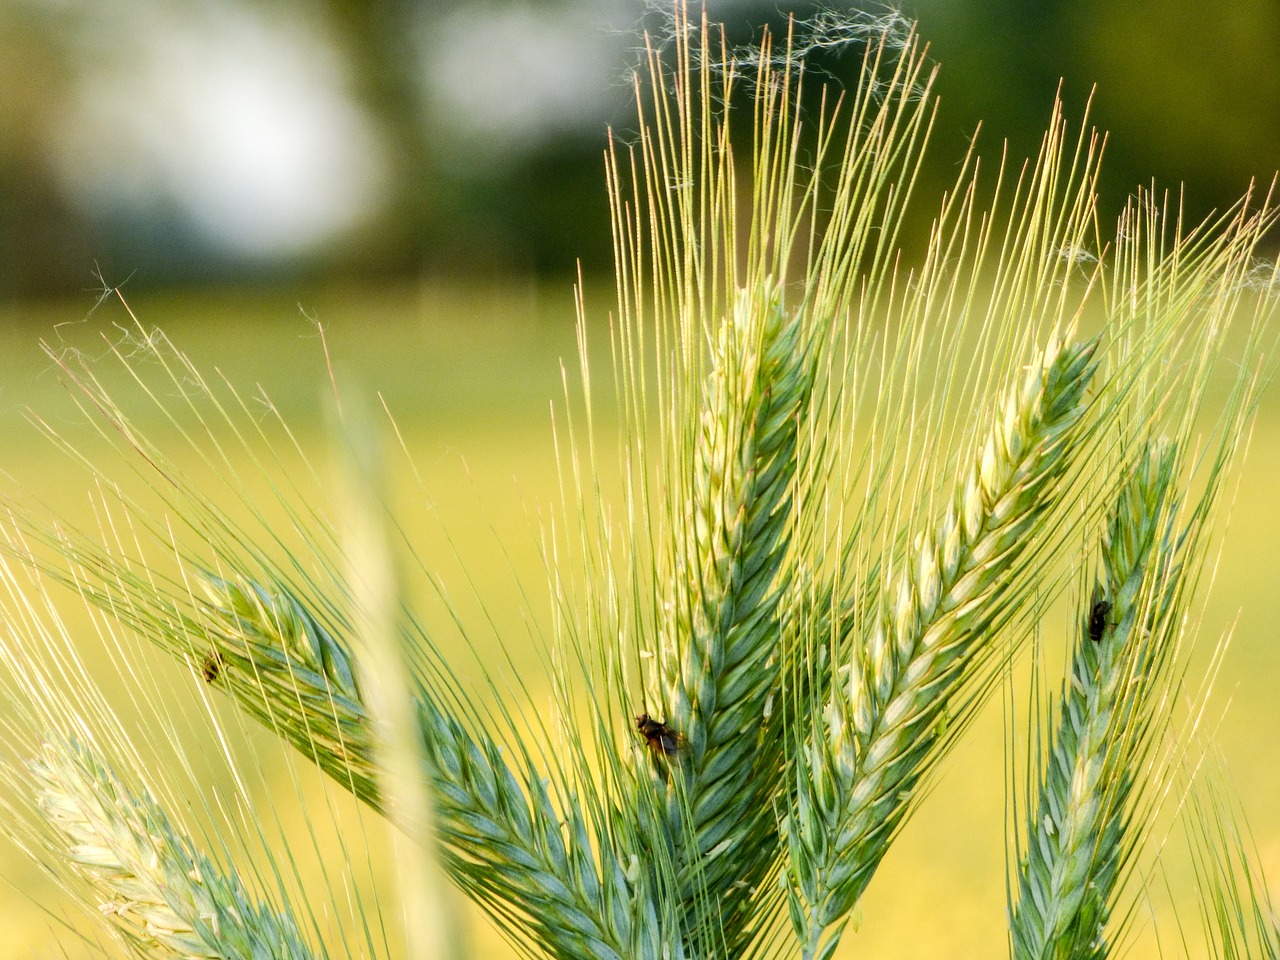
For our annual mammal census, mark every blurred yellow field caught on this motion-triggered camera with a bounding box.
[0,280,1276,959]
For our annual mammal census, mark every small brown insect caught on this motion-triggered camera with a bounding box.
[1087,598,1112,644]
[201,649,226,683]
[636,713,682,757]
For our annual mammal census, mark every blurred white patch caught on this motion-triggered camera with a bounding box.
[51,3,387,258]
[425,2,620,156]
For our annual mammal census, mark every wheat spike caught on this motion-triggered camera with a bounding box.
[200,574,649,960]
[785,334,1098,960]
[31,736,321,960]
[0,4,1275,958]
[648,282,809,953]
[1010,436,1198,958]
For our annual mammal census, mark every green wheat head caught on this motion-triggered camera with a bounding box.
[0,4,1277,960]
[31,736,322,960]
[1009,440,1180,960]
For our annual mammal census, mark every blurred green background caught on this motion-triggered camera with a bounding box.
[1,0,1278,956]
[1,0,1278,296]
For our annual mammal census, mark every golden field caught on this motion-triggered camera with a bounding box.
[0,279,1276,958]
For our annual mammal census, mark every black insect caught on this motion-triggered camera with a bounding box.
[1087,598,1112,644]
[201,649,227,683]
[636,713,682,757]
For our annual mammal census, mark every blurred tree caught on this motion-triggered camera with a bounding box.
[910,0,1280,229]
[0,0,1275,299]
[1070,0,1280,212]
[0,7,101,293]
[306,0,443,274]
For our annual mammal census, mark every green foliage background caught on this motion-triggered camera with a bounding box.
[2,0,1278,295]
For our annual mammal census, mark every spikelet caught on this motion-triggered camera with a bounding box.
[1010,438,1194,958]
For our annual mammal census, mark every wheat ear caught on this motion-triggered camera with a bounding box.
[31,736,321,960]
[1009,440,1178,959]
[200,574,647,960]
[784,334,1097,960]
[648,282,809,952]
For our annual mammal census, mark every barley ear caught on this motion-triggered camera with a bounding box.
[1009,440,1178,959]
[31,736,322,960]
[650,281,810,952]
[785,334,1097,960]
[200,573,645,960]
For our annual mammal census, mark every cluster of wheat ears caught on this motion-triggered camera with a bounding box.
[0,6,1277,960]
